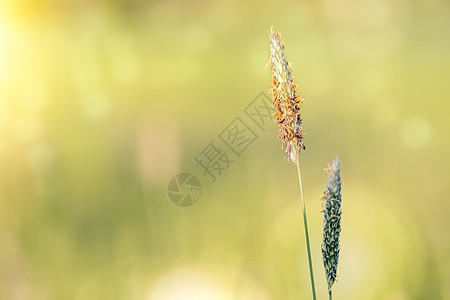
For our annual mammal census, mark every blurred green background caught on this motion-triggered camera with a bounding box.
[0,0,449,299]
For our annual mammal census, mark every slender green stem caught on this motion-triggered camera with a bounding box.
[329,290,332,300]
[296,165,317,300]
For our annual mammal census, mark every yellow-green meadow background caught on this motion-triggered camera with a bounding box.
[0,0,449,299]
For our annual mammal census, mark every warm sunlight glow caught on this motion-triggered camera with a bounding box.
[146,267,230,300]
[0,16,10,131]
[0,18,7,78]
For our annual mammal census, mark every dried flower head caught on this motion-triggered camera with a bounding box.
[268,27,305,165]
[321,157,342,291]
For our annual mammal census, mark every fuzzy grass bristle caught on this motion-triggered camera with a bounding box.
[268,27,305,165]
[321,157,342,292]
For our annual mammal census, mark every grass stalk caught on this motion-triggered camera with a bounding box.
[329,290,333,300]
[296,164,317,300]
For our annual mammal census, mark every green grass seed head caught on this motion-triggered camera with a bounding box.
[322,157,342,291]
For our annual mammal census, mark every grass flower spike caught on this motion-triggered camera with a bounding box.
[322,157,342,299]
[268,27,316,300]
[268,27,305,165]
